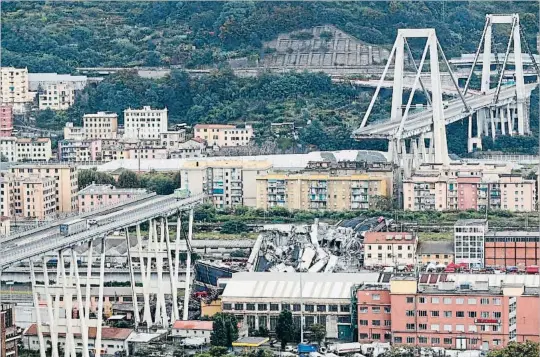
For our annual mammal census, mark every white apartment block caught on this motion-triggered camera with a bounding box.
[159,130,187,150]
[454,219,488,268]
[1,67,32,111]
[0,137,16,162]
[38,82,75,110]
[83,112,118,139]
[15,138,53,162]
[124,106,168,140]
[63,122,85,140]
[362,232,418,268]
[194,124,254,148]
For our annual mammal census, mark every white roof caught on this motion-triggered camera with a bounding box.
[125,329,168,343]
[222,272,381,300]
[446,273,540,287]
[96,150,389,173]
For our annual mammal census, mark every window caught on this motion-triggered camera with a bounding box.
[360,307,368,314]
[456,298,464,304]
[372,307,381,314]
[493,312,501,318]
[406,323,415,330]
[419,337,428,344]
[372,333,381,340]
[246,303,255,311]
[444,325,452,332]
[359,320,368,326]
[258,304,268,311]
[293,304,301,311]
[282,304,291,311]
[406,337,415,344]
[480,298,489,305]
[418,323,427,330]
[468,311,477,318]
[304,304,314,312]
[431,297,439,304]
[444,311,452,318]
[394,337,402,344]
[329,305,338,312]
[493,298,501,305]
[431,337,440,344]
[430,324,439,331]
[444,338,452,345]
[443,298,452,304]
[492,325,501,332]
[384,306,391,313]
[419,297,426,304]
[384,320,391,326]
[340,305,350,313]
[317,305,326,312]
[468,325,477,332]
[456,311,464,318]
[456,325,465,332]
[373,294,381,300]
[431,311,439,317]
[372,320,381,326]
[406,297,414,303]
[481,311,490,318]
[418,310,427,317]
[223,303,232,310]
[406,310,415,317]
[493,339,502,346]
[270,303,279,311]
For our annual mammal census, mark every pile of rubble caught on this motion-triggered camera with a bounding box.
[247,219,377,273]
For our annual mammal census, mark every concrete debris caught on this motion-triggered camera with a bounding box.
[247,217,391,273]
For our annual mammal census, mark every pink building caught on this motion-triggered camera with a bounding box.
[0,104,13,137]
[77,184,147,213]
[358,277,540,351]
[456,176,480,210]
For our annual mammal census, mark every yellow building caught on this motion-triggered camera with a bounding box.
[83,112,118,139]
[201,298,222,318]
[11,163,78,213]
[256,161,393,211]
[0,174,57,220]
[416,241,454,265]
[194,124,254,148]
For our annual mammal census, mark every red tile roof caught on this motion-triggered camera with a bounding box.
[25,324,132,340]
[195,124,235,130]
[172,320,213,331]
[363,232,416,244]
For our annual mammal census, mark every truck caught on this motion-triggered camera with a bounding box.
[174,188,190,200]
[59,219,88,236]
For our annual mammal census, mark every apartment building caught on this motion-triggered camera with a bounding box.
[77,184,147,213]
[15,138,52,162]
[357,285,392,343]
[0,174,57,220]
[127,147,168,160]
[1,303,21,357]
[83,112,118,139]
[0,217,10,236]
[0,104,13,137]
[63,122,85,140]
[38,82,75,110]
[58,140,101,162]
[0,67,31,109]
[256,161,393,211]
[404,171,536,212]
[363,232,418,268]
[194,124,254,147]
[180,159,272,208]
[454,219,488,268]
[124,106,168,140]
[0,137,16,162]
[417,241,454,266]
[11,163,78,213]
[170,138,206,159]
[160,130,187,150]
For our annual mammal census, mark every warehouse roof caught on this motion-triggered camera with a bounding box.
[417,241,454,255]
[222,272,382,300]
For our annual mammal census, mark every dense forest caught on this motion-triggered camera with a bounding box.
[2,2,539,71]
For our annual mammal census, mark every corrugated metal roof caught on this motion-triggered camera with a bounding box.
[446,273,540,287]
[222,272,381,300]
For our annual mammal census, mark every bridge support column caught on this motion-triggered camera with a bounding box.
[500,108,506,136]
[42,256,59,357]
[95,237,106,357]
[165,215,179,322]
[489,108,496,140]
[125,228,141,328]
[157,218,167,326]
[173,214,182,321]
[182,209,194,320]
[29,259,46,357]
[71,250,90,357]
[136,223,152,324]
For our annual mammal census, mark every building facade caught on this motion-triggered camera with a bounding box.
[256,161,393,211]
[454,219,488,267]
[77,184,147,213]
[171,321,213,343]
[0,105,13,137]
[38,82,75,110]
[15,138,52,162]
[363,232,418,268]
[0,67,31,110]
[1,303,20,357]
[63,122,85,141]
[83,112,118,140]
[484,231,540,268]
[194,124,254,147]
[159,130,187,150]
[180,160,272,208]
[417,242,454,266]
[124,106,168,140]
[58,140,102,162]
[0,174,57,220]
[403,164,536,212]
[170,138,206,159]
[0,138,16,162]
[11,163,78,213]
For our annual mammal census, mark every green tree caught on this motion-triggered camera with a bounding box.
[276,310,294,350]
[117,170,140,188]
[77,169,115,189]
[220,220,249,234]
[210,313,239,347]
[488,342,538,357]
[208,346,228,357]
[309,324,326,346]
